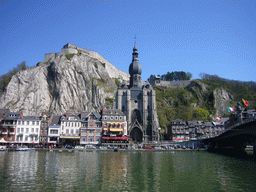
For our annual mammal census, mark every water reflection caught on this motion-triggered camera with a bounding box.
[0,151,255,191]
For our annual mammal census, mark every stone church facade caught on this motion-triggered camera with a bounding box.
[116,45,159,143]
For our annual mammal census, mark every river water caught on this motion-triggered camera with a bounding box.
[0,150,255,191]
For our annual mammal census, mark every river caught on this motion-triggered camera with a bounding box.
[0,150,255,191]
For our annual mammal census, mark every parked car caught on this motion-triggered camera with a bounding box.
[127,146,135,150]
[143,145,154,149]
[86,145,96,149]
[65,145,74,149]
[107,146,118,149]
[75,145,84,150]
[99,146,107,150]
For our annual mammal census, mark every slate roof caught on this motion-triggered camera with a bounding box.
[18,116,41,121]
[0,109,10,119]
[103,109,124,116]
[80,112,101,120]
[4,112,21,120]
[50,115,61,125]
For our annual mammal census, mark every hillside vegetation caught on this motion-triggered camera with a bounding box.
[154,73,256,129]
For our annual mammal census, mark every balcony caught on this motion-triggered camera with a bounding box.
[1,124,14,127]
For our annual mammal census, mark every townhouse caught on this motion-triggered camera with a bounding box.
[60,112,81,146]
[80,112,102,145]
[16,116,41,145]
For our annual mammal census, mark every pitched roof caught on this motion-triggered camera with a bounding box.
[0,109,10,119]
[4,112,21,120]
[50,115,61,125]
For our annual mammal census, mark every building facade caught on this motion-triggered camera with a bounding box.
[2,112,22,143]
[80,112,101,145]
[60,112,81,146]
[16,116,41,145]
[48,115,61,146]
[40,112,53,146]
[116,45,159,143]
[101,109,130,147]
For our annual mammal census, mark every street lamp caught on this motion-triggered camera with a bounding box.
[158,127,161,144]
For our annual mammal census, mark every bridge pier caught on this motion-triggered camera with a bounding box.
[253,141,256,156]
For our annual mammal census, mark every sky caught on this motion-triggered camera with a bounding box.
[0,0,256,82]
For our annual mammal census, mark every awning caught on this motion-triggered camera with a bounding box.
[60,136,80,139]
[102,136,131,140]
[109,128,123,132]
[0,138,6,143]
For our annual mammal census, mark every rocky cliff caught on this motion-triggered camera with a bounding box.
[0,44,129,115]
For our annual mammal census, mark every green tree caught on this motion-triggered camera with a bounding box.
[193,108,210,121]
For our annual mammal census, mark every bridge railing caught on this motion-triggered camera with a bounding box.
[225,117,256,131]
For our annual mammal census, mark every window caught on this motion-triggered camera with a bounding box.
[27,121,29,125]
[18,121,20,125]
[25,136,28,141]
[71,129,74,134]
[32,121,35,125]
[21,128,24,133]
[31,128,34,133]
[22,121,24,125]
[50,130,58,134]
[75,123,77,127]
[36,128,38,133]
[110,116,113,120]
[104,116,107,120]
[36,121,39,125]
[66,129,69,134]
[119,116,122,120]
[115,116,118,120]
[26,128,29,133]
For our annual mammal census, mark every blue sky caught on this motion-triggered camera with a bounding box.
[1,0,255,82]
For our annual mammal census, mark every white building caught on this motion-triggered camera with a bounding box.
[48,115,61,146]
[16,116,41,145]
[60,112,81,146]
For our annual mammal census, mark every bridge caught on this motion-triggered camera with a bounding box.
[203,117,256,154]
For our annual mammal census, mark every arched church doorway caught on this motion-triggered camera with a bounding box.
[130,127,143,143]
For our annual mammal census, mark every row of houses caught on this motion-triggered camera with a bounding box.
[166,108,256,141]
[166,119,228,141]
[0,109,130,147]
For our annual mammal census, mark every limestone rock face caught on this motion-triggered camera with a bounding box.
[214,88,233,117]
[0,45,129,115]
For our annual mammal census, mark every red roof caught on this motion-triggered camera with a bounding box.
[102,136,131,140]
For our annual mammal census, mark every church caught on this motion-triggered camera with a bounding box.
[116,45,160,143]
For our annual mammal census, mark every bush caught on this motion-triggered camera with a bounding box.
[65,54,75,60]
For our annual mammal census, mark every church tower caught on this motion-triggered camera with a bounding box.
[116,45,159,143]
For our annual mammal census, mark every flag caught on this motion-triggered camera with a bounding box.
[242,98,248,106]
[216,116,222,121]
[227,107,235,112]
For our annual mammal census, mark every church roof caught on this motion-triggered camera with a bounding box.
[129,45,142,76]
